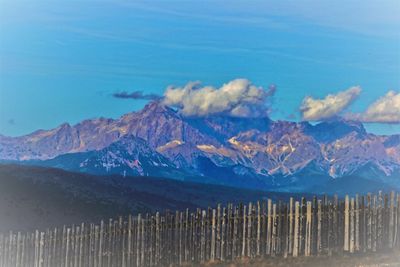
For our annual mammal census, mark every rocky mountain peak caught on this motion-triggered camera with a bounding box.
[304,116,367,143]
[140,101,178,117]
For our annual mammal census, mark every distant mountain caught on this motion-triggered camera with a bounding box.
[35,135,181,178]
[1,101,399,191]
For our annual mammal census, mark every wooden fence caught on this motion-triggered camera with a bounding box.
[0,191,399,267]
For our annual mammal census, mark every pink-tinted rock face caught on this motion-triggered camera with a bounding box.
[1,101,399,179]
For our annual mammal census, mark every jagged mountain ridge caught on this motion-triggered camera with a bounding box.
[32,135,184,179]
[1,101,399,188]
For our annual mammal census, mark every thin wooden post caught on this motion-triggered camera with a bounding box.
[221,207,226,261]
[372,195,377,252]
[184,209,189,263]
[355,195,360,251]
[78,224,83,267]
[155,212,160,266]
[367,194,372,250]
[34,230,39,267]
[389,192,395,248]
[247,202,252,257]
[266,199,272,255]
[311,196,318,255]
[200,210,206,263]
[271,203,277,256]
[15,232,21,267]
[241,205,246,258]
[361,196,366,253]
[0,233,4,267]
[305,201,312,256]
[140,215,145,267]
[350,198,355,253]
[136,214,141,267]
[377,192,383,250]
[344,195,350,251]
[100,221,105,267]
[178,212,183,265]
[299,198,306,255]
[127,216,132,267]
[210,209,216,261]
[282,202,289,258]
[293,201,300,257]
[226,204,233,260]
[288,197,294,256]
[216,204,221,260]
[396,194,400,248]
[256,201,261,257]
[333,195,339,254]
[107,220,113,267]
[317,200,322,254]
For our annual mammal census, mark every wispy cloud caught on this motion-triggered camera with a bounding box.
[116,0,400,38]
[113,91,162,101]
[300,86,361,121]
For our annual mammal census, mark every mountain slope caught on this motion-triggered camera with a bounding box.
[0,164,302,231]
[35,135,182,178]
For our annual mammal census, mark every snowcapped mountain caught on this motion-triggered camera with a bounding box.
[1,101,399,191]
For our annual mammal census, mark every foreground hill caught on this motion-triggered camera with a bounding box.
[0,164,302,232]
[1,101,399,191]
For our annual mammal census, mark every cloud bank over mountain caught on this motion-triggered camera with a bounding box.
[111,80,398,126]
[350,91,400,123]
[162,79,275,118]
[300,86,362,121]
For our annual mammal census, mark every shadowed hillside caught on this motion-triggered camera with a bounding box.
[0,164,304,232]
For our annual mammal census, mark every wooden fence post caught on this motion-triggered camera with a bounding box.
[372,195,377,252]
[305,201,312,256]
[221,207,226,261]
[350,198,355,253]
[377,192,383,250]
[271,203,277,256]
[293,201,300,257]
[396,194,400,248]
[368,195,374,252]
[389,192,395,248]
[227,204,233,260]
[266,199,272,256]
[247,203,252,258]
[317,199,323,255]
[288,197,294,256]
[216,204,221,260]
[241,205,246,258]
[210,209,216,262]
[257,201,261,257]
[344,195,349,252]
[355,195,360,251]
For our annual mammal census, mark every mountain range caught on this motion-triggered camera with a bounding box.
[1,101,399,192]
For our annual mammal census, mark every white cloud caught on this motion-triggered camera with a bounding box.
[350,91,400,123]
[163,79,275,117]
[300,86,361,121]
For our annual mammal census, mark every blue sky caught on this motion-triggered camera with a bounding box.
[0,0,399,136]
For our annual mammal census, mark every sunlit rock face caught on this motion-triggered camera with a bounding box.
[1,101,399,188]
